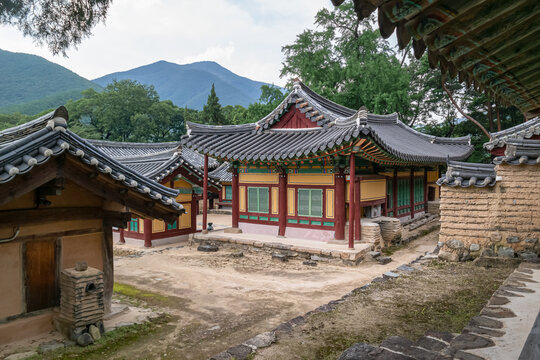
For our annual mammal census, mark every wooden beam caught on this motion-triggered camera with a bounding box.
[0,207,104,226]
[0,161,57,208]
[348,155,355,249]
[62,158,179,224]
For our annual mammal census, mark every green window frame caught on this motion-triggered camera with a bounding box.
[297,189,323,218]
[414,178,424,203]
[167,220,177,230]
[129,218,138,232]
[247,187,269,213]
[397,178,410,207]
[224,185,232,200]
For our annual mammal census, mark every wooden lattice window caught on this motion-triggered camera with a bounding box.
[247,187,269,213]
[297,189,323,218]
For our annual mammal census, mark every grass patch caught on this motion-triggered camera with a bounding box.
[113,282,187,310]
[27,314,173,360]
[381,244,404,256]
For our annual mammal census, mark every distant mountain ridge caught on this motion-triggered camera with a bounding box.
[0,48,102,115]
[93,60,275,110]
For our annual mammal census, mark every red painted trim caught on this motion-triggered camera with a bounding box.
[143,219,152,247]
[409,169,415,219]
[203,155,208,230]
[119,228,125,244]
[272,106,318,129]
[232,166,239,228]
[423,168,428,212]
[354,176,361,241]
[334,168,345,240]
[348,155,355,249]
[278,169,287,236]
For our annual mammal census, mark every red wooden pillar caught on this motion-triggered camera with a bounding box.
[393,169,398,217]
[203,154,208,231]
[119,228,125,244]
[232,165,239,229]
[348,155,355,249]
[334,167,346,240]
[191,196,197,233]
[409,168,415,219]
[278,168,287,236]
[423,168,428,212]
[354,176,361,241]
[143,218,152,247]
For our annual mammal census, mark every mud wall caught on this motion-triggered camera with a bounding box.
[439,164,540,260]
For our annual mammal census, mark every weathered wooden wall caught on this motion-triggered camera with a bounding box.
[439,164,540,260]
[0,181,106,323]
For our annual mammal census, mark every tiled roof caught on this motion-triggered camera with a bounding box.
[0,107,183,213]
[332,0,540,117]
[437,161,497,188]
[209,162,232,183]
[89,140,220,186]
[182,81,473,164]
[493,139,540,166]
[484,117,540,150]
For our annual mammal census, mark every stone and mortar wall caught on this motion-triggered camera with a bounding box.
[439,164,540,261]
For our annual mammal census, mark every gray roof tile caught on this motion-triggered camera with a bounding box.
[484,116,540,150]
[0,107,183,212]
[437,161,497,188]
[182,81,473,164]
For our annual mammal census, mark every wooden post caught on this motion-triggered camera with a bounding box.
[393,168,398,217]
[334,167,345,240]
[101,223,114,314]
[203,154,208,231]
[423,168,428,213]
[232,165,239,229]
[191,196,197,233]
[409,168,415,219]
[354,176,361,241]
[143,218,152,247]
[119,228,125,244]
[278,168,287,236]
[348,155,355,249]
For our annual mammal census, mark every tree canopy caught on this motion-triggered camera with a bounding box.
[1,0,111,55]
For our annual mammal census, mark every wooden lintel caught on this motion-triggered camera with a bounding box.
[0,207,104,226]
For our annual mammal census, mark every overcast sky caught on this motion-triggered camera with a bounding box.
[0,0,332,86]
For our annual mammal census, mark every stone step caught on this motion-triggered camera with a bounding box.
[380,336,450,360]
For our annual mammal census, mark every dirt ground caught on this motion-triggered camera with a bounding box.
[107,228,439,359]
[256,261,515,359]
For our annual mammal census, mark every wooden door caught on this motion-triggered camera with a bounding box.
[25,239,57,312]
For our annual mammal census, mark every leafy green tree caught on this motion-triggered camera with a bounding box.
[280,5,410,118]
[0,0,112,55]
[132,100,185,142]
[202,84,225,125]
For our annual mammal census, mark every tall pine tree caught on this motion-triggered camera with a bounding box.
[202,84,226,125]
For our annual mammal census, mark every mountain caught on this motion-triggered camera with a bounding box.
[0,49,102,115]
[93,60,274,110]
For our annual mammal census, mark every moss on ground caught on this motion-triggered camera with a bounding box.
[27,314,173,360]
[113,282,187,309]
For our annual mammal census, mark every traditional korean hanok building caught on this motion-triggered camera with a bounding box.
[182,81,473,247]
[89,140,221,246]
[0,107,183,343]
[210,162,233,209]
[437,118,540,261]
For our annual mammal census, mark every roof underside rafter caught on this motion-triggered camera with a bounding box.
[332,0,540,117]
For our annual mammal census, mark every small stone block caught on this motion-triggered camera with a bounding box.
[506,236,520,244]
[469,244,480,252]
[88,325,101,341]
[383,271,399,279]
[480,307,516,318]
[197,244,219,252]
[303,260,317,266]
[271,253,288,262]
[454,350,486,360]
[518,251,538,260]
[226,344,253,360]
[489,296,510,306]
[244,331,276,349]
[469,316,503,329]
[449,333,494,351]
[377,256,392,265]
[76,333,94,347]
[231,251,244,258]
[497,247,515,258]
[368,251,381,258]
[397,265,414,272]
[463,325,505,338]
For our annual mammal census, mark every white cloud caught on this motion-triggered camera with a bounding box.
[179,42,235,65]
[0,0,332,86]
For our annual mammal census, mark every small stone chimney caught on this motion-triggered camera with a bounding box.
[55,262,105,344]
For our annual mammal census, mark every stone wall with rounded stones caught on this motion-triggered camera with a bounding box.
[438,164,540,261]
